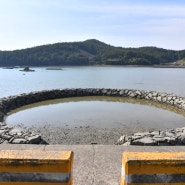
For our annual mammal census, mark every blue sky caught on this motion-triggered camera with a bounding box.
[0,0,185,50]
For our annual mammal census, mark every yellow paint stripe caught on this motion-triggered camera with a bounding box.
[0,150,73,173]
[0,161,71,173]
[123,183,185,185]
[122,152,185,174]
[120,175,125,185]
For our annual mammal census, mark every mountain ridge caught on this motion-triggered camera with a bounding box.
[0,39,185,66]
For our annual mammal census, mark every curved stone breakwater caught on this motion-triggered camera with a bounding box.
[0,88,185,145]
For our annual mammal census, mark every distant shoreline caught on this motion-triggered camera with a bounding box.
[1,64,185,69]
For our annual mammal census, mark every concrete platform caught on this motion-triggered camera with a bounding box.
[0,145,185,185]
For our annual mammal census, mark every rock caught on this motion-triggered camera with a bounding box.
[168,129,176,134]
[162,97,167,102]
[175,128,183,133]
[102,89,107,94]
[153,136,165,143]
[0,130,6,135]
[27,135,41,144]
[0,122,6,126]
[131,138,157,146]
[164,137,176,145]
[135,90,141,96]
[148,93,152,98]
[9,128,23,136]
[11,138,27,144]
[122,141,131,146]
[131,135,144,140]
[157,96,162,102]
[181,127,185,131]
[118,127,185,146]
[119,90,125,96]
[128,91,136,98]
[0,126,11,130]
[134,132,145,137]
[2,140,9,144]
[134,132,151,137]
[167,96,172,101]
[0,138,5,144]
[165,131,175,137]
[150,131,160,136]
[117,135,126,145]
[177,133,185,144]
[1,134,12,140]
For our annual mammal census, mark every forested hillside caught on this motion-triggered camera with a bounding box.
[0,39,185,66]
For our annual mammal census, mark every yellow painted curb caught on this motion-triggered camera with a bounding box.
[121,151,185,185]
[0,150,73,185]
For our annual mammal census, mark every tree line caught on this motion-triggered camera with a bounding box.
[0,39,185,66]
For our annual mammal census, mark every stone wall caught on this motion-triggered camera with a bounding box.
[1,88,185,145]
[1,88,185,122]
[0,88,185,122]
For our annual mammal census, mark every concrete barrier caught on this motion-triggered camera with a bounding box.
[0,150,73,185]
[121,151,185,185]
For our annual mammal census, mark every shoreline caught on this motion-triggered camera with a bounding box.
[2,122,185,145]
[1,64,185,69]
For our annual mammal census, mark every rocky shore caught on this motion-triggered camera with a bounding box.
[0,122,46,144]
[0,88,185,145]
[117,127,185,146]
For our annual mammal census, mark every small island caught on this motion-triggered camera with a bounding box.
[20,66,35,72]
[46,67,62,70]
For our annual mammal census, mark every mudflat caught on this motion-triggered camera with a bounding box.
[21,124,147,145]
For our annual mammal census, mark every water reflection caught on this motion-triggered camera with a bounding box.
[6,96,185,130]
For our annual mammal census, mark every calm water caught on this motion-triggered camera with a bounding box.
[6,97,185,129]
[1,66,185,98]
[2,66,185,129]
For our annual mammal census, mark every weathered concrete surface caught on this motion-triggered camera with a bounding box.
[1,145,185,185]
[0,150,73,184]
[121,151,185,184]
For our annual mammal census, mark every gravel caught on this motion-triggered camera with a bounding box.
[17,124,148,145]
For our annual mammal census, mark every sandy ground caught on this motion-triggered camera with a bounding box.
[16,124,149,145]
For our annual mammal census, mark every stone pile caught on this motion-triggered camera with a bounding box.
[117,127,185,146]
[0,122,46,144]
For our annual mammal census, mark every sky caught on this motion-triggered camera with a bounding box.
[0,0,185,51]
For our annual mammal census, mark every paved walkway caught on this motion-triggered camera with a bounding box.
[0,145,185,185]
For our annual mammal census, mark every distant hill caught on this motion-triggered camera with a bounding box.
[0,39,185,66]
